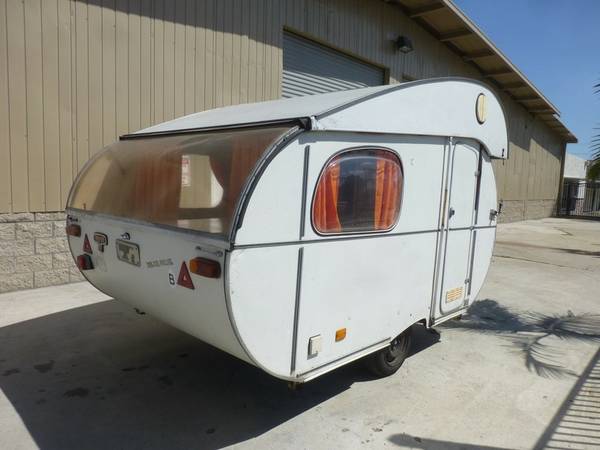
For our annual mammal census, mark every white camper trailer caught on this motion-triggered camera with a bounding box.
[66,78,508,383]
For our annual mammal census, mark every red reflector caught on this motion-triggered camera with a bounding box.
[189,257,221,279]
[83,234,93,254]
[177,262,195,289]
[76,254,94,271]
[66,224,81,237]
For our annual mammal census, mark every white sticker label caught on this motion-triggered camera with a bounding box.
[181,155,191,187]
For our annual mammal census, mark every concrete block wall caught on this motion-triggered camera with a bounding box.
[0,212,84,293]
[523,200,557,221]
[498,200,557,223]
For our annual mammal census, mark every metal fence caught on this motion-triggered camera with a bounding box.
[559,180,600,217]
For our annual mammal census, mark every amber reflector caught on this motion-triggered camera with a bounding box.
[76,254,94,271]
[335,328,347,342]
[66,224,81,237]
[189,257,221,279]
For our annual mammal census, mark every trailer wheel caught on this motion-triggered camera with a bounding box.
[364,328,412,378]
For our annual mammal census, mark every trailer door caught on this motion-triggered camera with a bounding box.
[432,141,479,321]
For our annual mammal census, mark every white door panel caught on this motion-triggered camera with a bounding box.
[433,141,480,321]
[448,143,478,228]
[439,229,471,315]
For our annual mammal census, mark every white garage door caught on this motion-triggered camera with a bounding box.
[282,32,385,98]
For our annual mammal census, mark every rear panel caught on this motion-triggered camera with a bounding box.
[64,125,297,367]
[67,211,250,364]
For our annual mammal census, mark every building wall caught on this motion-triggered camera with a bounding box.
[0,212,84,292]
[0,0,569,292]
[564,153,588,180]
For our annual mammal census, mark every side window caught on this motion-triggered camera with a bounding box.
[312,148,403,234]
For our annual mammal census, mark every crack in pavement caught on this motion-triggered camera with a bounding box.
[493,254,595,271]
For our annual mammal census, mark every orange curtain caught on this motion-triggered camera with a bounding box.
[374,153,401,229]
[313,163,342,232]
[133,149,182,223]
[223,134,272,218]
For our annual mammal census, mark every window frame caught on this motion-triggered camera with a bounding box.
[310,146,404,236]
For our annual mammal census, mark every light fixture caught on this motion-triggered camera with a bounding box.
[395,35,414,54]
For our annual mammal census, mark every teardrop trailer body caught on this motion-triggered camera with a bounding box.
[66,78,508,382]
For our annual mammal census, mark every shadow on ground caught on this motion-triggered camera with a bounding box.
[532,347,600,449]
[388,434,511,449]
[0,300,438,450]
[443,299,600,379]
[387,303,600,450]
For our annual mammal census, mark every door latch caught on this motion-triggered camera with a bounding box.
[448,207,456,219]
[490,201,503,221]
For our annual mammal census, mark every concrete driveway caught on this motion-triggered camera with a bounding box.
[1,218,599,450]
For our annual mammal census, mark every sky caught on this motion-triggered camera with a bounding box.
[454,0,600,159]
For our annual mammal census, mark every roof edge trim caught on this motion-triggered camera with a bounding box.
[442,0,561,116]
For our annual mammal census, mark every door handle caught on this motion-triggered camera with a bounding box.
[448,207,455,219]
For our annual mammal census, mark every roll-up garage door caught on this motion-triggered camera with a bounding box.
[282,32,385,98]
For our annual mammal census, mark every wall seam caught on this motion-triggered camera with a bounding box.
[4,0,13,213]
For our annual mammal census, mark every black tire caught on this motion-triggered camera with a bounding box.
[364,328,412,378]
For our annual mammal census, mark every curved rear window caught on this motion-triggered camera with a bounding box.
[312,148,403,234]
[68,126,292,237]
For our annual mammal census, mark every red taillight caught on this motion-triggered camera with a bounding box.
[76,254,94,271]
[66,224,81,237]
[189,257,221,279]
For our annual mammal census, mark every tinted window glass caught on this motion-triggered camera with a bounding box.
[68,126,291,237]
[312,148,402,234]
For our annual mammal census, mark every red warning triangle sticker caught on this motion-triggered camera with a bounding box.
[83,234,93,254]
[177,262,194,290]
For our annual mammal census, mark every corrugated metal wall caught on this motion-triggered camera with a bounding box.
[0,0,566,218]
[282,31,385,97]
[0,0,284,214]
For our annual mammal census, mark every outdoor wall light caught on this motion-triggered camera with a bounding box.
[395,35,414,54]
